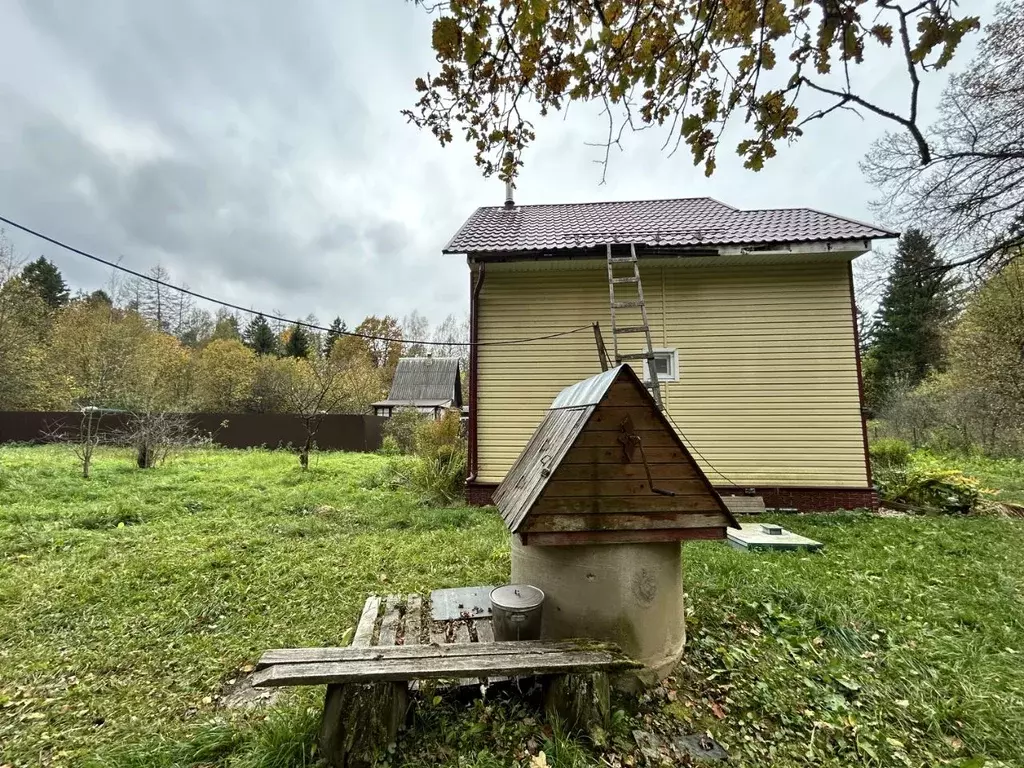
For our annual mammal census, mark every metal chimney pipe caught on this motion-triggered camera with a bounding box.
[504,180,515,208]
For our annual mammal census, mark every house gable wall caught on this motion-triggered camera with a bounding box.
[475,258,870,492]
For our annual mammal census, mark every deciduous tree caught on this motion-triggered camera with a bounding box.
[191,339,257,412]
[407,0,979,181]
[864,2,1024,270]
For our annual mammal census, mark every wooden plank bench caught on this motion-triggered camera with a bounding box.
[254,593,639,768]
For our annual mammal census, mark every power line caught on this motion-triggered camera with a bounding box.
[0,213,590,348]
[663,409,743,490]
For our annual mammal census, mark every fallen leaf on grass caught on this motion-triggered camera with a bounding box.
[529,750,550,768]
[710,702,726,719]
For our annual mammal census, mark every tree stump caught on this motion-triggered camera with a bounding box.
[320,682,408,768]
[544,672,611,736]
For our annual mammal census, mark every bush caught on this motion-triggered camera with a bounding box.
[414,409,463,460]
[378,435,402,456]
[381,408,426,454]
[870,438,912,471]
[876,452,985,513]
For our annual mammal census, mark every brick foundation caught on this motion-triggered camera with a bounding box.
[465,481,877,511]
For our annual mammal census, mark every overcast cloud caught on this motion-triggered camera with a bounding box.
[0,0,997,329]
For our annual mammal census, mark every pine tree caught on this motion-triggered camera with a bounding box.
[20,257,69,309]
[324,317,346,357]
[244,314,278,356]
[868,228,958,402]
[285,322,311,358]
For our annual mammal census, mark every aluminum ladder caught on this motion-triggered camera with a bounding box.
[606,243,662,408]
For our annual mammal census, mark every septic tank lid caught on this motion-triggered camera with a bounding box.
[490,584,544,610]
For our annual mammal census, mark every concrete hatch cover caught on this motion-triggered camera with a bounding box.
[727,523,824,552]
[429,586,497,621]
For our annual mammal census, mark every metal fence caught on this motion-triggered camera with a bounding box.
[0,411,386,452]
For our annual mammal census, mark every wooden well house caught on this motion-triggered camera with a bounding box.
[494,364,739,546]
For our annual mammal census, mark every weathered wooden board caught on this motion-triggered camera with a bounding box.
[548,462,701,482]
[531,494,722,515]
[452,621,471,645]
[541,478,706,497]
[404,594,423,645]
[559,445,686,464]
[254,647,639,687]
[522,527,726,546]
[720,495,767,515]
[474,621,494,644]
[522,512,725,533]
[259,640,606,669]
[377,596,402,647]
[586,405,672,431]
[351,596,381,648]
[574,429,679,448]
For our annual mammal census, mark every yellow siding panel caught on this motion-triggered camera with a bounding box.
[476,261,869,487]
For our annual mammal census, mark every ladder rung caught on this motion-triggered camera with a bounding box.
[618,352,656,361]
[613,326,647,334]
[611,300,645,309]
[611,276,639,284]
[608,256,636,264]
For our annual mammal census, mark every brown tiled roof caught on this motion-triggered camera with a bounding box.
[442,197,897,254]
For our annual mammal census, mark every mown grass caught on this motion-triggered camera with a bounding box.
[2,446,1023,767]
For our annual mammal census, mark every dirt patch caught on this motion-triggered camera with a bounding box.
[219,672,281,710]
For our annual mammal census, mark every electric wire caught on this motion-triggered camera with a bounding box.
[0,213,591,348]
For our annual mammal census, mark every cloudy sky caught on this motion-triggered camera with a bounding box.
[0,1,996,330]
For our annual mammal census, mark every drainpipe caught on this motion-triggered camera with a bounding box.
[466,261,486,486]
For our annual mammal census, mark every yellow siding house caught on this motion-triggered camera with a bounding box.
[445,197,897,510]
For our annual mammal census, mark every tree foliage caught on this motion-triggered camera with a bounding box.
[244,314,278,356]
[284,322,312,358]
[20,257,69,309]
[407,0,979,180]
[865,229,957,406]
[864,2,1024,269]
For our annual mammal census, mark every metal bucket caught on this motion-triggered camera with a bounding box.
[489,584,544,641]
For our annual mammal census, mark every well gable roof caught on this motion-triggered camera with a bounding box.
[443,197,897,254]
[493,365,739,534]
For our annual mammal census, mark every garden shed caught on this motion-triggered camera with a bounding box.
[372,356,462,419]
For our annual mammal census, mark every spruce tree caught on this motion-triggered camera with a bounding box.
[324,317,346,357]
[869,228,957,401]
[244,314,278,356]
[285,323,311,358]
[20,257,69,309]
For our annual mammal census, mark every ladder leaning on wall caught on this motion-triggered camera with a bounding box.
[605,243,662,408]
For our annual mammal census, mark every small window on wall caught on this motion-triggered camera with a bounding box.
[642,350,679,382]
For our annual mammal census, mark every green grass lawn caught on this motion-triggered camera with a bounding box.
[2,446,1023,768]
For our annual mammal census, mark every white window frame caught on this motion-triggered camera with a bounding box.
[642,349,679,383]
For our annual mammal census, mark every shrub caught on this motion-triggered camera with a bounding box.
[876,452,985,513]
[414,409,463,460]
[869,438,912,471]
[378,435,402,456]
[381,408,425,454]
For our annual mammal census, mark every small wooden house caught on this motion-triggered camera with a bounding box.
[449,196,898,511]
[372,357,463,419]
[494,365,739,546]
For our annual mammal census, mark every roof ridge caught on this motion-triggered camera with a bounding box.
[473,196,728,210]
